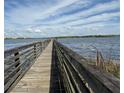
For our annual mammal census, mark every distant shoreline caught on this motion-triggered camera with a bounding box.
[54,35,119,39]
[4,37,48,40]
[5,35,119,40]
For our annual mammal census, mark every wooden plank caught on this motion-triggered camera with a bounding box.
[54,40,120,93]
[10,40,53,93]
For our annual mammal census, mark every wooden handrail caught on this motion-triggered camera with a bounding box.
[4,39,51,93]
[5,40,50,57]
[4,39,119,93]
[54,40,120,93]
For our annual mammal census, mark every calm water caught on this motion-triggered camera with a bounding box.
[4,38,46,50]
[58,36,120,61]
[4,36,120,61]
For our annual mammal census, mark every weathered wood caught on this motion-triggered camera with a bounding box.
[20,47,34,56]
[55,42,91,93]
[5,58,36,93]
[14,50,20,72]
[5,70,22,92]
[4,40,50,57]
[33,44,37,59]
[4,39,50,93]
[10,40,53,93]
[54,40,120,93]
[4,39,119,93]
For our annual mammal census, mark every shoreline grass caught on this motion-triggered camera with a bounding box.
[86,46,120,78]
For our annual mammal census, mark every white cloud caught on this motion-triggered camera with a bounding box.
[5,0,120,37]
[65,12,119,26]
[40,0,119,25]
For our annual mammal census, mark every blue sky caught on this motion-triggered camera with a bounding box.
[5,0,120,38]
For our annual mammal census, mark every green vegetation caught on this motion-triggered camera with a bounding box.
[5,35,119,40]
[53,35,119,39]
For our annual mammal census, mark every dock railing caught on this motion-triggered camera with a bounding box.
[4,39,119,93]
[4,39,51,93]
[54,40,120,93]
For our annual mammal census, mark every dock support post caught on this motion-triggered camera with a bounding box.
[34,44,37,59]
[40,42,42,52]
[14,49,20,72]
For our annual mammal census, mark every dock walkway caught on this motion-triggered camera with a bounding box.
[6,39,119,93]
[10,40,53,93]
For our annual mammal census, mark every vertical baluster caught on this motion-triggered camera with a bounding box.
[40,42,42,52]
[42,42,44,50]
[40,42,42,51]
[43,41,45,48]
[44,41,46,48]
[96,51,100,66]
[14,49,20,72]
[34,44,37,59]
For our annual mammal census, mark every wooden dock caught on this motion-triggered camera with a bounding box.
[10,40,53,93]
[4,39,119,93]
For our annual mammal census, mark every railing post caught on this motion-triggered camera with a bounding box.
[43,41,46,49]
[40,42,42,52]
[34,44,37,59]
[96,51,100,66]
[14,49,20,72]
[44,42,46,49]
[42,42,44,50]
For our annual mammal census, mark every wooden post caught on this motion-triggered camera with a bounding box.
[96,51,100,66]
[44,41,46,49]
[40,42,42,52]
[34,44,37,59]
[14,49,20,72]
[42,42,44,50]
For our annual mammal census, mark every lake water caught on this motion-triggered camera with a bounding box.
[58,36,120,61]
[4,38,47,50]
[4,36,120,61]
